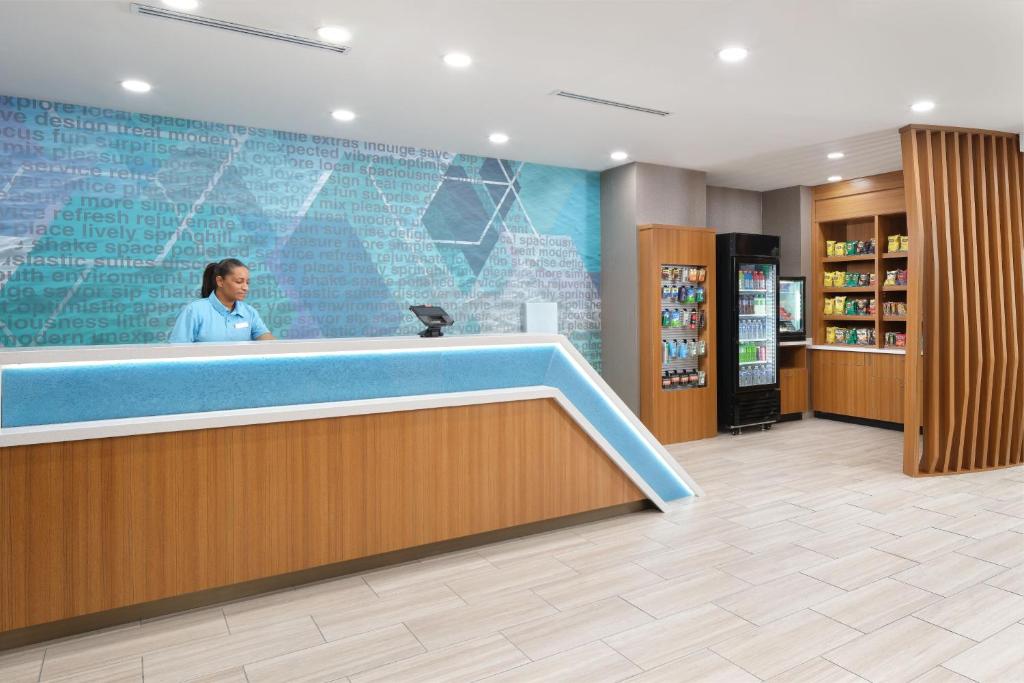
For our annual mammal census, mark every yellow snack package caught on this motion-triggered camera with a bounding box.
[824,272,833,287]
[824,298,834,315]
[826,327,836,344]
[833,296,846,314]
[834,241,847,256]
[900,235,909,252]
[887,235,900,252]
[826,240,836,256]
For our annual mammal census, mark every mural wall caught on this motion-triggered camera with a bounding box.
[0,95,601,365]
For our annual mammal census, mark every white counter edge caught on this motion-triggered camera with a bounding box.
[809,344,906,355]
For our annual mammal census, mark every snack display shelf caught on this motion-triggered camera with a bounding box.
[883,252,910,259]
[823,286,875,293]
[824,314,876,321]
[883,316,908,322]
[809,343,906,355]
[883,285,908,292]
[822,254,876,263]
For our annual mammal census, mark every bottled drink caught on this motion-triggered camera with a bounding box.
[662,309,670,327]
[662,340,669,365]
[699,310,706,331]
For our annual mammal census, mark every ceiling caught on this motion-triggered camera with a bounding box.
[0,0,1021,191]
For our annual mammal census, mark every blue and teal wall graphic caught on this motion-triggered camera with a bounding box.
[0,95,601,366]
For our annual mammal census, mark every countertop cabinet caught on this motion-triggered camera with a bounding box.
[811,349,904,424]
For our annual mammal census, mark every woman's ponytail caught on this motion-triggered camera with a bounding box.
[200,258,247,298]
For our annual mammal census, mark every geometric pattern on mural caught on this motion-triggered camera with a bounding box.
[0,95,602,366]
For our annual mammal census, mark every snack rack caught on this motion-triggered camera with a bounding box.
[815,213,910,349]
[659,264,709,390]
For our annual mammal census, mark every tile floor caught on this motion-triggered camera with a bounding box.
[2,418,1023,682]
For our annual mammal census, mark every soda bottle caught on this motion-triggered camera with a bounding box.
[690,310,698,329]
[738,270,745,289]
[662,340,669,365]
[662,309,670,327]
[699,310,706,331]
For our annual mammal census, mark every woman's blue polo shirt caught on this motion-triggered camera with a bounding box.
[168,293,270,343]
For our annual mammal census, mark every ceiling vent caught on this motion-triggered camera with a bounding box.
[130,3,350,54]
[552,91,671,117]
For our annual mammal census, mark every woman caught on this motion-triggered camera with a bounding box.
[169,258,275,343]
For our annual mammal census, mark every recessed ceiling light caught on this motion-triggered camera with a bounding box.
[718,46,748,63]
[911,100,935,113]
[610,151,628,161]
[827,151,845,160]
[317,25,351,44]
[488,132,509,144]
[161,0,198,10]
[443,52,473,68]
[828,175,843,182]
[121,79,152,93]
[331,109,356,122]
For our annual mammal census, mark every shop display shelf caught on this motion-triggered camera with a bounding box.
[824,286,875,293]
[883,252,909,259]
[822,254,876,263]
[824,314,876,321]
[883,285,908,292]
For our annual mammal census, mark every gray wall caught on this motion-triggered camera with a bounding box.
[706,186,762,234]
[636,163,707,227]
[762,186,813,278]
[600,162,708,412]
[600,163,640,411]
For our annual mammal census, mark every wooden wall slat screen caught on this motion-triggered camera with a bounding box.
[901,125,1024,475]
[0,399,645,632]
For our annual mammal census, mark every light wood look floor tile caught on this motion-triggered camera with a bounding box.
[796,524,899,559]
[482,641,641,682]
[361,551,493,595]
[634,539,752,579]
[786,488,871,512]
[714,573,846,626]
[913,493,992,518]
[312,585,465,642]
[986,564,1024,594]
[893,553,1005,596]
[244,623,423,682]
[445,557,577,603]
[187,668,249,682]
[223,577,376,631]
[768,657,868,682]
[803,548,916,590]
[0,647,45,683]
[812,578,941,632]
[605,603,755,671]
[349,634,527,683]
[643,516,748,547]
[907,667,974,683]
[532,562,663,611]
[719,520,824,554]
[955,531,1024,567]
[942,623,1024,683]
[43,657,142,683]
[718,544,833,585]
[624,649,760,682]
[552,533,668,572]
[141,616,324,683]
[913,584,1024,641]
[791,505,884,534]
[710,610,860,679]
[621,569,752,619]
[874,528,974,562]
[937,511,1024,540]
[725,502,812,529]
[42,608,228,679]
[477,529,591,566]
[848,490,922,514]
[502,597,653,661]
[575,512,680,543]
[824,617,974,683]
[404,591,556,650]
[860,508,956,537]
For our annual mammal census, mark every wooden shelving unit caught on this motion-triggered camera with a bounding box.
[810,171,908,426]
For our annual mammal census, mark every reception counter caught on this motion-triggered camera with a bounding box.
[0,333,699,645]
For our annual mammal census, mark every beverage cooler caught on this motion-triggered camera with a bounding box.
[778,277,806,342]
[716,233,781,433]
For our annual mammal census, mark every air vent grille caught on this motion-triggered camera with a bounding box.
[552,91,670,117]
[130,3,350,54]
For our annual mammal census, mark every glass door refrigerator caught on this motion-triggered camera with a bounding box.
[716,233,781,434]
[778,277,806,342]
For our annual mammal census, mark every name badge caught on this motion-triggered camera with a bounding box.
[234,322,250,329]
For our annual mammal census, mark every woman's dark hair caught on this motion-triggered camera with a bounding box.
[201,258,247,298]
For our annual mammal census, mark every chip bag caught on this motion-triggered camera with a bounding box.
[824,298,834,315]
[900,235,909,252]
[888,235,900,252]
[885,270,898,285]
[826,327,836,344]
[826,240,836,256]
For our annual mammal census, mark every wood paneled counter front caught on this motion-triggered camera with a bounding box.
[0,335,700,646]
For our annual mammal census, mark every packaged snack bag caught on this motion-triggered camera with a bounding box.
[846,272,859,287]
[826,327,836,344]
[847,329,858,345]
[885,270,898,285]
[846,299,858,315]
[870,273,877,285]
[859,273,870,286]
[896,332,907,347]
[897,301,908,316]
[856,240,865,255]
[834,296,846,314]
[869,329,877,345]
[888,235,900,252]
[856,299,868,316]
[826,240,836,256]
[868,238,876,254]
[857,329,869,345]
[848,241,858,255]
[897,269,908,286]
[824,272,833,287]
[900,235,909,252]
[868,298,876,315]
[824,298,834,315]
